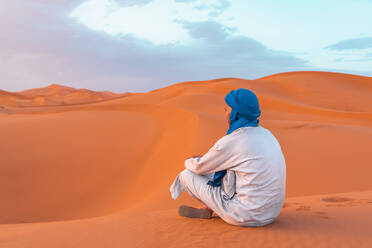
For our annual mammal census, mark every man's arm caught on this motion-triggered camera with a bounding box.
[185,138,240,175]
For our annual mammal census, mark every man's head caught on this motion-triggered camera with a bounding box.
[224,88,261,125]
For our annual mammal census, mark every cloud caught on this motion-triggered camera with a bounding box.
[174,20,236,40]
[193,0,230,17]
[325,37,372,51]
[30,0,85,11]
[174,0,197,2]
[352,52,372,62]
[0,0,308,93]
[114,0,152,7]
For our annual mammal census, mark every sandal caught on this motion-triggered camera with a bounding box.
[178,205,213,219]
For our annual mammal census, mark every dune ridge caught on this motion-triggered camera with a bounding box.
[0,83,131,108]
[0,71,371,247]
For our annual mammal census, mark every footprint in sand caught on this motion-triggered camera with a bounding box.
[283,202,300,208]
[313,211,329,219]
[322,196,352,203]
[322,196,372,207]
[283,202,311,211]
[295,205,311,211]
[322,196,355,207]
[285,202,328,219]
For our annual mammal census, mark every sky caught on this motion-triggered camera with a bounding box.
[1,0,372,93]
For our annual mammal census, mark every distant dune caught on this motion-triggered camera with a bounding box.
[0,71,371,247]
[0,83,131,108]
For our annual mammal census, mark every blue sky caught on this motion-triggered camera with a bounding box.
[1,0,372,92]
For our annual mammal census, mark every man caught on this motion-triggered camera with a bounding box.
[169,88,286,227]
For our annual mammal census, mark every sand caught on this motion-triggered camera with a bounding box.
[0,83,130,107]
[0,71,371,247]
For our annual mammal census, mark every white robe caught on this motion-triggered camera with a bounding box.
[170,126,286,227]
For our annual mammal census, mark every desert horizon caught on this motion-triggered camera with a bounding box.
[1,70,372,247]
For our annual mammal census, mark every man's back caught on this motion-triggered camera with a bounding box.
[220,126,286,226]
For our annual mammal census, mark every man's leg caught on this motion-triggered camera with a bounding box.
[170,169,213,201]
[178,170,213,205]
[171,169,225,219]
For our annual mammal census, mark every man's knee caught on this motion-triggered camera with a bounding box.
[179,169,195,186]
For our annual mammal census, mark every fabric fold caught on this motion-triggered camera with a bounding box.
[170,174,184,200]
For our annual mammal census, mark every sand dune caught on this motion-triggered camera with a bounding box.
[0,71,371,247]
[0,83,131,108]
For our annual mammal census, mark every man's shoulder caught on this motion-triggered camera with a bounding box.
[230,126,262,137]
[210,134,230,151]
[213,129,243,149]
[213,126,268,149]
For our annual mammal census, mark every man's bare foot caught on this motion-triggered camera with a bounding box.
[178,205,213,219]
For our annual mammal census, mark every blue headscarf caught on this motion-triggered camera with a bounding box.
[207,88,261,187]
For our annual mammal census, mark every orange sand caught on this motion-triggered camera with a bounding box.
[0,83,130,107]
[0,71,372,247]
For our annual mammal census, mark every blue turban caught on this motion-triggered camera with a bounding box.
[207,88,261,187]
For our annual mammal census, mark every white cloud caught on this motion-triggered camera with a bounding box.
[70,0,233,44]
[0,0,309,92]
[325,37,372,51]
